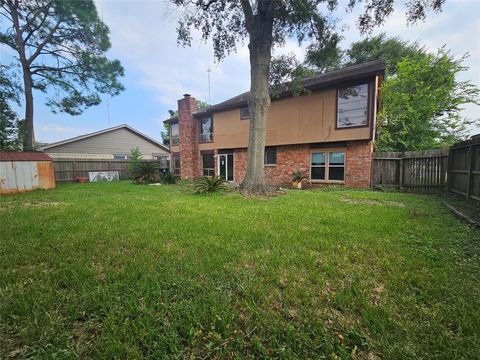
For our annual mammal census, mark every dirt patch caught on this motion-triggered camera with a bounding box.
[340,197,405,207]
[0,200,65,209]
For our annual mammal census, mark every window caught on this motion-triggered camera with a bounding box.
[201,152,215,176]
[171,123,179,145]
[172,153,180,176]
[310,151,345,181]
[113,154,132,160]
[154,155,169,169]
[264,147,276,165]
[337,83,369,128]
[199,117,213,143]
[240,107,250,119]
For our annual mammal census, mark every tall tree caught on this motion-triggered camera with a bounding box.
[377,50,479,151]
[0,64,22,151]
[344,33,425,77]
[0,0,124,150]
[172,0,445,193]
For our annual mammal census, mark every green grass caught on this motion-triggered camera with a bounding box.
[1,182,479,359]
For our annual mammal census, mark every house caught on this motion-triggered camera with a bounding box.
[39,124,169,167]
[164,59,385,188]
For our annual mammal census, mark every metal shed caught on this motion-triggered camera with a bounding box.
[0,152,56,195]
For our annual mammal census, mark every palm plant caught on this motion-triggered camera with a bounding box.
[160,171,179,184]
[131,162,160,184]
[194,176,226,194]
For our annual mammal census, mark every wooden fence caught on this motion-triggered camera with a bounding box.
[53,159,168,182]
[447,137,480,201]
[373,148,449,193]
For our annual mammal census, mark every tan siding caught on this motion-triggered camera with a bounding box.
[45,128,168,157]
[213,84,375,149]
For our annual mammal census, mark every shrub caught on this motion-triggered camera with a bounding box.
[128,147,142,179]
[292,171,305,183]
[194,176,226,194]
[131,162,160,184]
[160,171,179,184]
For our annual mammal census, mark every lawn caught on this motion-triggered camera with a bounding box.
[0,182,479,359]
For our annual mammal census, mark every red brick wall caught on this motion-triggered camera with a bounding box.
[178,95,199,179]
[230,141,372,188]
[233,145,310,185]
[345,140,373,188]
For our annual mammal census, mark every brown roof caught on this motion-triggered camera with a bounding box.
[0,151,52,162]
[193,59,385,117]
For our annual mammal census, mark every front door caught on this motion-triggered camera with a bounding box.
[218,153,234,182]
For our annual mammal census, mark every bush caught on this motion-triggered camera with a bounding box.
[194,176,226,194]
[160,171,179,184]
[292,171,305,183]
[131,162,160,184]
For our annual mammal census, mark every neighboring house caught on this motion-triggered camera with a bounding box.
[39,124,169,166]
[164,60,385,188]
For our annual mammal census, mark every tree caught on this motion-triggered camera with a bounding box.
[345,33,425,77]
[1,0,124,150]
[377,50,479,151]
[0,64,22,151]
[172,0,445,193]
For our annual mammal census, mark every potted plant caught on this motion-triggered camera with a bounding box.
[291,171,305,189]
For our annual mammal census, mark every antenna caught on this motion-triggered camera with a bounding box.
[207,65,211,104]
[107,97,110,127]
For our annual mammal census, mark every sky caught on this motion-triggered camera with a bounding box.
[3,0,480,143]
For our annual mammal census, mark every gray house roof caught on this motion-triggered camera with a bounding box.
[39,124,168,152]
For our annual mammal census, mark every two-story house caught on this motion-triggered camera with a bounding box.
[164,59,385,188]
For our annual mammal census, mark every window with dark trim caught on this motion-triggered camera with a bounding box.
[264,147,276,165]
[310,151,345,181]
[170,123,179,145]
[199,117,213,143]
[172,153,181,176]
[337,83,369,128]
[201,152,215,176]
[240,107,250,119]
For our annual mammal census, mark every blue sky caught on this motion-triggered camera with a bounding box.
[3,0,479,143]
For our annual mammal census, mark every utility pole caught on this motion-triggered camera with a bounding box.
[107,97,110,127]
[207,65,211,104]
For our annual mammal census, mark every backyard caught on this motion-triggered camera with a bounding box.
[0,182,479,359]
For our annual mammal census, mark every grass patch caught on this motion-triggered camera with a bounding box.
[1,182,479,358]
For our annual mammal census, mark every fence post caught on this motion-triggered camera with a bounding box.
[72,161,76,181]
[446,146,453,193]
[399,158,404,189]
[466,145,474,200]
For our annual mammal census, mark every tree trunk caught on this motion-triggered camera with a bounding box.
[22,68,35,150]
[241,18,273,194]
[10,1,35,150]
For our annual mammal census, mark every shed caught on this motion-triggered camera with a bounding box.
[0,152,56,195]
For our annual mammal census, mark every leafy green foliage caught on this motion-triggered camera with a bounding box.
[291,171,306,183]
[1,0,124,114]
[160,171,179,185]
[0,65,21,151]
[128,147,142,176]
[378,50,479,151]
[131,162,160,184]
[345,33,425,77]
[1,0,124,147]
[194,176,226,194]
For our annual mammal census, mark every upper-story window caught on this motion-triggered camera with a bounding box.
[240,107,250,120]
[199,117,213,143]
[170,123,179,145]
[337,83,369,128]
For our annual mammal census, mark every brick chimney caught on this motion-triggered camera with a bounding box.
[178,94,198,179]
